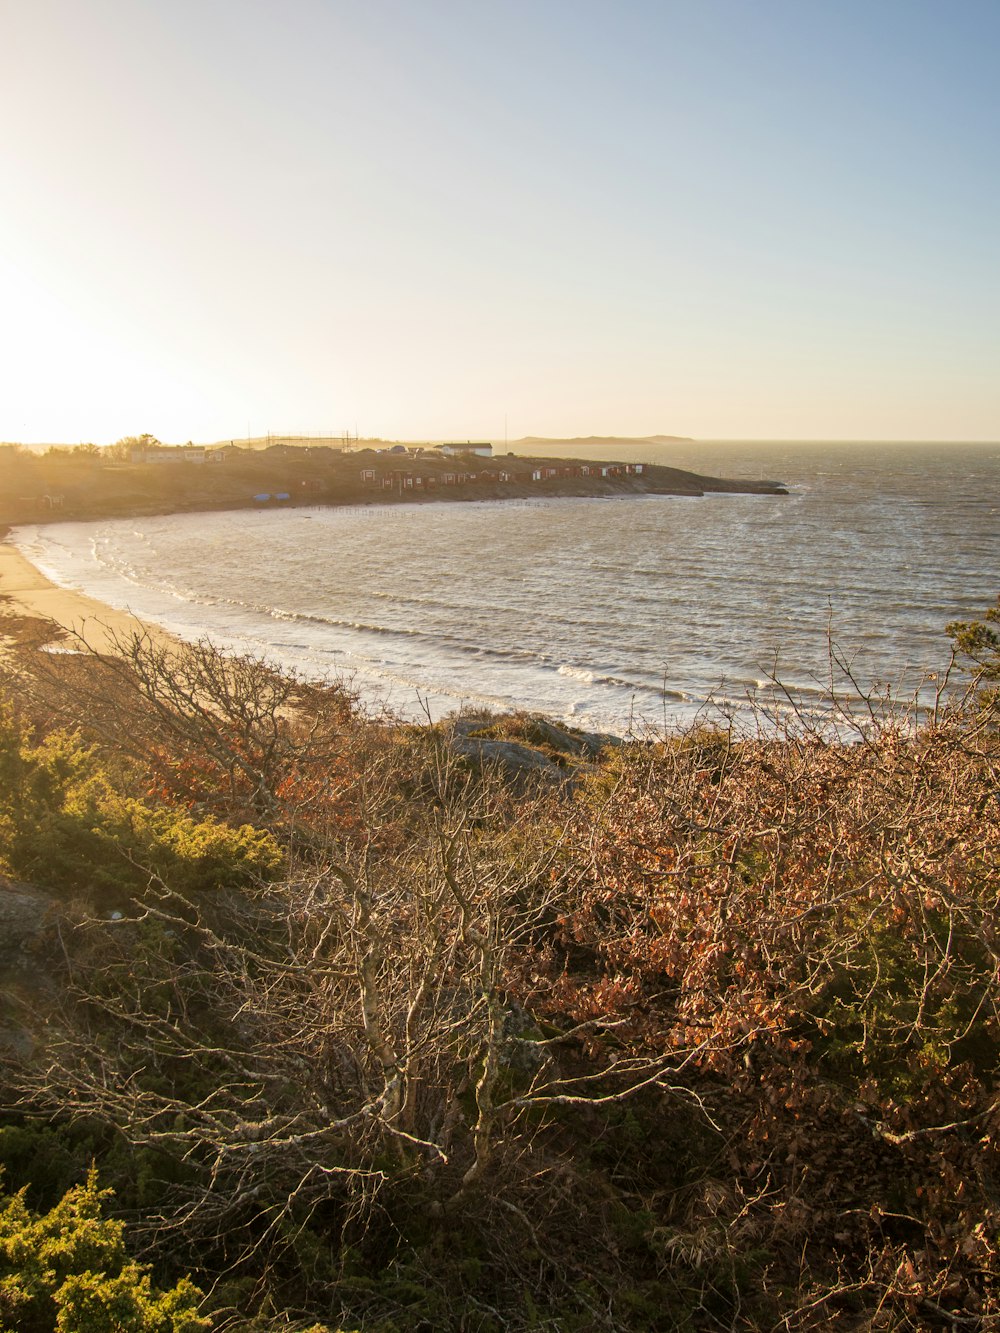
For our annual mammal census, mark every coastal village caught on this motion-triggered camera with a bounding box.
[354,442,645,497]
[0,437,784,525]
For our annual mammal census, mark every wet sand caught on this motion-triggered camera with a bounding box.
[0,534,171,652]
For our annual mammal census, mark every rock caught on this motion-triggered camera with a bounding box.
[0,875,57,971]
[516,715,622,759]
[451,736,564,783]
[450,712,620,758]
[450,715,499,739]
[445,711,624,790]
[0,876,60,1059]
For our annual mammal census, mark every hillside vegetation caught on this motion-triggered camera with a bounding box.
[0,440,783,527]
[0,598,998,1331]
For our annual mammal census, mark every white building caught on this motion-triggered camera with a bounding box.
[439,442,493,458]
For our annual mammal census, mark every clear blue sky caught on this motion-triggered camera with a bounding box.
[1,0,998,443]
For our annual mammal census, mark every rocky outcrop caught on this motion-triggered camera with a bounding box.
[0,875,57,971]
[451,733,565,782]
[0,876,60,1058]
[448,713,621,787]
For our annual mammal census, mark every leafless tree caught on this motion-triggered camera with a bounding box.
[4,645,700,1308]
[8,626,359,829]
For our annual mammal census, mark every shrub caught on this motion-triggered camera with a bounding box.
[0,707,281,904]
[0,1168,209,1332]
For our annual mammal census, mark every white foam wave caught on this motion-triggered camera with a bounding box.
[10,449,993,735]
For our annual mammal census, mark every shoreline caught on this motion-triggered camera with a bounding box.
[0,507,668,734]
[0,524,633,737]
[0,481,772,658]
[0,529,172,654]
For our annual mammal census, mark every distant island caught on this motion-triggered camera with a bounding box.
[513,433,694,448]
[0,437,785,527]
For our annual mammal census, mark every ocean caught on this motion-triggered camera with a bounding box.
[10,441,999,736]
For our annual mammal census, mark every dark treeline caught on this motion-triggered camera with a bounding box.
[0,596,998,1331]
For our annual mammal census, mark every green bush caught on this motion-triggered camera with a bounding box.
[0,709,281,903]
[0,1168,209,1332]
[948,593,1000,709]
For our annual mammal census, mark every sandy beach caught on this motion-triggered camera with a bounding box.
[0,533,170,653]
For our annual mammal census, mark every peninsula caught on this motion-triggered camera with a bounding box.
[0,438,785,526]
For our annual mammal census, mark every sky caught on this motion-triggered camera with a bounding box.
[1,0,998,445]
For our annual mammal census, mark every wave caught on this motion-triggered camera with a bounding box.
[12,450,994,734]
[556,663,688,702]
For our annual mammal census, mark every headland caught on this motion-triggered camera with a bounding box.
[0,440,786,528]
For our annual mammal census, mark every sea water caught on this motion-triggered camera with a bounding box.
[10,442,999,735]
